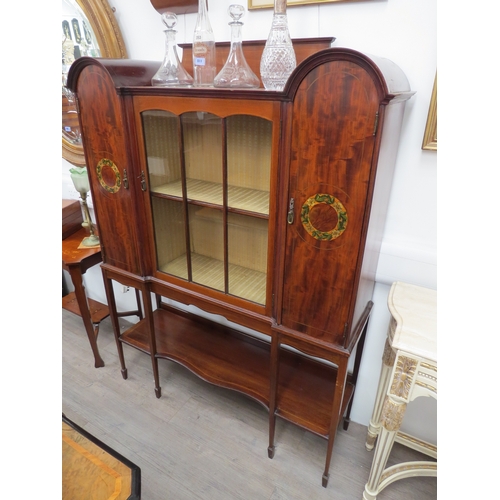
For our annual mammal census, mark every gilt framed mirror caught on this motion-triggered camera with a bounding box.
[62,0,127,165]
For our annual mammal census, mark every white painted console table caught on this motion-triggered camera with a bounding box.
[363,281,437,499]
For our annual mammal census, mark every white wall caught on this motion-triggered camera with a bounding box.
[62,0,437,444]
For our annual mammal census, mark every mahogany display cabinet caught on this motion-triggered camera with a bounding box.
[67,42,413,487]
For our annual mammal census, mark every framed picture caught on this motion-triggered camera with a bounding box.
[422,73,437,151]
[249,0,357,9]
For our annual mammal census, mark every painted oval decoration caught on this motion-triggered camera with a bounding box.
[300,193,348,241]
[96,158,121,194]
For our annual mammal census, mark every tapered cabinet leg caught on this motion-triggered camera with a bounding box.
[321,473,329,488]
[322,358,348,487]
[142,288,162,398]
[101,270,127,376]
[268,331,281,459]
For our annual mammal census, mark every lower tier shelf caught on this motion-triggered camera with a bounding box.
[119,304,354,437]
[62,292,110,324]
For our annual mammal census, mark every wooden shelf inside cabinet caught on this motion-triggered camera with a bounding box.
[152,179,270,216]
[159,253,267,304]
[118,305,349,435]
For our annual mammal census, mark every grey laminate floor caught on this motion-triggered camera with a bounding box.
[62,309,437,500]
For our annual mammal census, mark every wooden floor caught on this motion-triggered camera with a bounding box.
[62,309,437,500]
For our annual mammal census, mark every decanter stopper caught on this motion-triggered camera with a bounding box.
[193,0,216,87]
[151,12,194,87]
[214,5,260,88]
[260,0,296,91]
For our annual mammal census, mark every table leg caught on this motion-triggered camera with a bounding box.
[364,352,418,498]
[363,396,406,499]
[68,266,104,368]
[366,338,395,450]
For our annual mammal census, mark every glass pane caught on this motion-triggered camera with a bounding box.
[142,110,182,195]
[182,112,223,205]
[227,116,272,215]
[189,205,224,291]
[228,214,268,304]
[152,197,187,279]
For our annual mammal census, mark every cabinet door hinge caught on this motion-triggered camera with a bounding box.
[123,169,129,189]
[373,111,379,136]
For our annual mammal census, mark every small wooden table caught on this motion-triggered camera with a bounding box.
[62,228,109,367]
[363,281,437,499]
[62,228,143,368]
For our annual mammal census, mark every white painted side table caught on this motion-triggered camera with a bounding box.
[363,281,437,499]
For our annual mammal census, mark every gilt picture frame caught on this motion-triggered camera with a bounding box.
[422,73,437,151]
[249,0,357,9]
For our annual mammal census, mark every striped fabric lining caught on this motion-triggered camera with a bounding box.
[161,253,266,305]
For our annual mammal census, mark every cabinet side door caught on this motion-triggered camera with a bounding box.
[280,59,380,345]
[75,65,141,274]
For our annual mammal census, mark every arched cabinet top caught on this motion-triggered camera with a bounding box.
[67,47,413,104]
[284,48,414,104]
[67,57,159,91]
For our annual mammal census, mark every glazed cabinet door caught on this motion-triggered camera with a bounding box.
[134,97,280,315]
[280,59,381,345]
[74,64,142,274]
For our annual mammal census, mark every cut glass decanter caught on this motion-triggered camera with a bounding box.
[260,0,296,91]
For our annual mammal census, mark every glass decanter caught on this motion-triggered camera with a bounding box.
[214,5,260,88]
[193,0,216,87]
[152,12,194,87]
[260,0,296,91]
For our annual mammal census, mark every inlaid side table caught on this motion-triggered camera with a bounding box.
[63,227,143,368]
[363,281,437,499]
